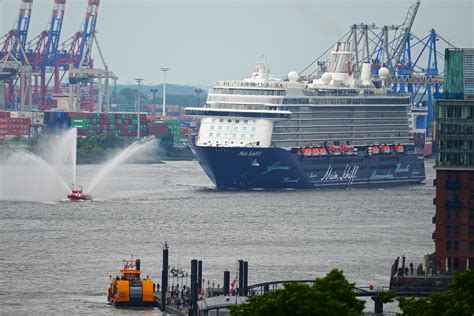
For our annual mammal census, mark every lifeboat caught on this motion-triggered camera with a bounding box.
[328,145,342,156]
[319,147,328,156]
[369,145,380,155]
[67,186,92,201]
[381,144,391,154]
[394,144,405,154]
[108,258,158,308]
[303,147,312,157]
[311,147,320,157]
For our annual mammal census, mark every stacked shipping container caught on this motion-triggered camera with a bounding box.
[70,112,148,137]
[0,112,31,141]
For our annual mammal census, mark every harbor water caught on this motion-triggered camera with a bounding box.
[0,159,436,315]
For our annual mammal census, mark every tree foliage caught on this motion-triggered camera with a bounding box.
[230,269,364,316]
[398,270,474,316]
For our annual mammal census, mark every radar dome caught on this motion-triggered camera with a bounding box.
[321,72,332,84]
[378,67,390,79]
[288,71,299,82]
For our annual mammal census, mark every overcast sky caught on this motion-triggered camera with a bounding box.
[1,0,473,86]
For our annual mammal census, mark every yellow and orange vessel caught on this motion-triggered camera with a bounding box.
[107,258,158,307]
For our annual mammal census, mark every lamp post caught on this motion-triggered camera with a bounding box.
[195,88,203,107]
[150,88,158,117]
[135,78,143,139]
[160,67,169,117]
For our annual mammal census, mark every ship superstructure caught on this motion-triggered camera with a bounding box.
[185,44,425,189]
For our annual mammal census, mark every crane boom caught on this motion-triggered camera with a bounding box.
[391,0,420,68]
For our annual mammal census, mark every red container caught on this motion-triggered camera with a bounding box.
[0,112,11,118]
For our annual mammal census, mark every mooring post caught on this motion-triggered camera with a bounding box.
[198,260,203,295]
[238,260,244,296]
[191,259,198,316]
[161,242,169,311]
[243,261,248,296]
[223,270,230,295]
[372,296,383,314]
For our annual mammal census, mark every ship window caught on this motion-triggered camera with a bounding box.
[233,126,238,131]
[252,120,257,123]
[232,133,237,138]
[225,133,229,137]
[210,126,215,130]
[212,119,216,123]
[227,119,232,123]
[242,127,247,131]
[250,134,255,139]
[217,133,221,137]
[244,120,249,124]
[251,127,256,131]
[209,132,213,137]
[226,126,230,131]
[218,126,222,130]
[236,120,240,123]
[241,134,246,139]
[219,119,224,123]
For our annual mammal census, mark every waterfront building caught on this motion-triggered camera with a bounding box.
[433,48,474,271]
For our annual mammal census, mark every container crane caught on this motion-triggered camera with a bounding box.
[61,0,116,112]
[0,0,34,110]
[26,0,67,109]
[300,0,454,156]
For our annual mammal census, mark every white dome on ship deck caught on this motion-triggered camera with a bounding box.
[321,72,332,84]
[288,71,299,82]
[378,67,390,79]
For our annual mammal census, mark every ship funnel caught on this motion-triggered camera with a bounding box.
[360,62,372,85]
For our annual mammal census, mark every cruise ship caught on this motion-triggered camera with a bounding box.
[185,43,425,189]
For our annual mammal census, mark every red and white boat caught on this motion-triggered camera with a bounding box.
[67,186,92,201]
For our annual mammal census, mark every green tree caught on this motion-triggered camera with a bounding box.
[230,269,365,316]
[398,270,474,316]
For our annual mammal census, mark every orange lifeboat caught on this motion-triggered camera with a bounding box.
[381,144,391,154]
[394,144,405,153]
[320,147,328,156]
[311,147,320,157]
[329,145,342,156]
[303,147,312,157]
[370,145,380,154]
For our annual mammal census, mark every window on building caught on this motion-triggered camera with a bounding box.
[470,208,474,219]
[470,226,474,236]
[471,190,474,200]
[447,241,451,251]
[470,241,474,251]
[454,241,459,251]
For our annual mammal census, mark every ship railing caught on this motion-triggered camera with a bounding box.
[215,80,285,89]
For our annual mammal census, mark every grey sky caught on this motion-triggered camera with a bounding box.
[1,0,473,85]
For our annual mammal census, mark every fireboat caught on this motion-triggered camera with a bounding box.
[67,186,93,201]
[107,258,158,307]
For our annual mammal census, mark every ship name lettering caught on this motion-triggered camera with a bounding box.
[238,151,262,157]
[369,170,394,180]
[283,177,299,183]
[321,164,359,183]
[395,163,410,173]
[262,162,291,175]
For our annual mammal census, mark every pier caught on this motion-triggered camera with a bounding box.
[153,244,447,315]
